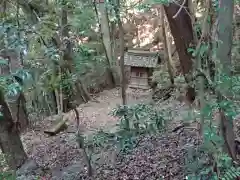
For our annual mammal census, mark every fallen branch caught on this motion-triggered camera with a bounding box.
[173,0,186,19]
[73,107,93,177]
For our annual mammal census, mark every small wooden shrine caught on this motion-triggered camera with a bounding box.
[124,49,161,89]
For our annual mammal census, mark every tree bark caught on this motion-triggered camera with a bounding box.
[93,1,116,87]
[97,2,114,65]
[161,6,174,85]
[0,89,27,170]
[216,0,236,161]
[113,1,126,105]
[164,0,196,103]
[0,49,29,131]
[8,92,29,131]
[164,1,194,83]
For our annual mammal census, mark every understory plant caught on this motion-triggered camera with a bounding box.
[80,103,166,165]
[185,74,240,179]
[110,103,165,154]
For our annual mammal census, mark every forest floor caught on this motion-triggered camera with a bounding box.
[21,88,121,171]
[17,87,239,179]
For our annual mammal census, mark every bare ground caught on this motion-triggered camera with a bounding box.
[21,88,122,173]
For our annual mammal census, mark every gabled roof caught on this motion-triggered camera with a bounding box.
[124,49,161,68]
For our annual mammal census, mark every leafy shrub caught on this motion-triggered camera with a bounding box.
[185,96,240,179]
[110,103,165,153]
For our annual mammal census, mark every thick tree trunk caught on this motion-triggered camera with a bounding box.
[97,3,114,66]
[0,89,27,170]
[216,0,236,161]
[164,1,195,102]
[8,92,29,131]
[161,6,174,84]
[164,1,194,82]
[0,49,28,169]
[94,1,117,87]
[0,49,29,131]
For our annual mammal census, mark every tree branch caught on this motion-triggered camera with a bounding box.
[172,0,186,19]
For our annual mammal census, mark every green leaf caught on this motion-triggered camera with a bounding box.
[0,58,8,65]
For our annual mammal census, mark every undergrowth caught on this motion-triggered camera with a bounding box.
[82,90,240,179]
[85,103,165,145]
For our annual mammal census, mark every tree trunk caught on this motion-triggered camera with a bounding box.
[97,2,114,66]
[161,6,174,85]
[207,2,215,82]
[216,0,236,161]
[164,1,194,83]
[164,1,196,102]
[52,6,91,111]
[8,92,29,131]
[113,1,126,105]
[0,49,29,131]
[110,20,119,85]
[0,89,27,170]
[94,1,117,87]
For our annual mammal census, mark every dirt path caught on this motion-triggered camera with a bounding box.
[21,88,122,172]
[66,87,121,134]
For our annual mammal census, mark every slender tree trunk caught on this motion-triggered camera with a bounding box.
[57,6,91,109]
[97,2,114,66]
[207,2,215,82]
[195,0,214,134]
[113,1,126,105]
